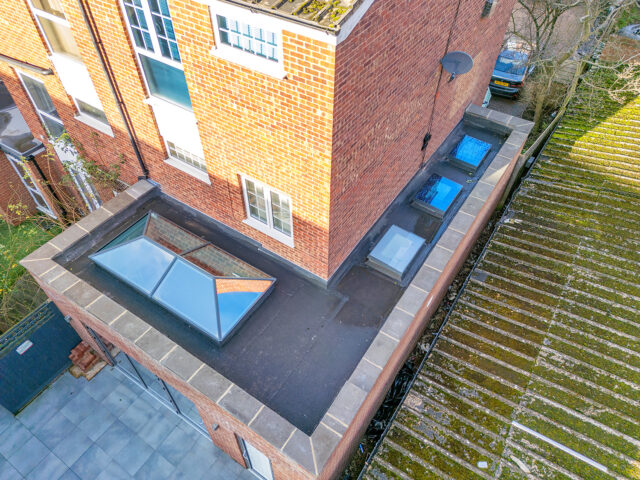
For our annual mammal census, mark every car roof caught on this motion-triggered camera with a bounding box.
[498,49,529,61]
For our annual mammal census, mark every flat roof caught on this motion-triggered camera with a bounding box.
[366,72,640,479]
[64,193,402,434]
[61,122,504,436]
[215,0,359,32]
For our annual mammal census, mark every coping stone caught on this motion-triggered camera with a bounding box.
[65,281,101,308]
[311,424,342,471]
[101,192,135,215]
[364,333,398,369]
[426,245,452,272]
[490,154,514,171]
[218,386,262,425]
[188,368,232,404]
[412,265,440,292]
[470,181,494,201]
[506,131,529,147]
[49,271,79,294]
[508,116,534,132]
[497,142,519,159]
[465,103,489,118]
[348,358,382,393]
[49,225,87,252]
[437,228,465,252]
[126,180,157,199]
[22,243,60,262]
[135,328,175,361]
[486,109,512,127]
[282,430,315,475]
[448,211,475,234]
[39,264,66,285]
[161,346,202,381]
[396,284,428,316]
[75,208,113,233]
[326,382,368,427]
[480,166,505,186]
[460,195,485,217]
[111,311,149,340]
[86,295,126,325]
[321,415,347,436]
[249,407,296,450]
[380,308,414,341]
[22,258,57,277]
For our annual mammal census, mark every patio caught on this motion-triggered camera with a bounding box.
[0,366,255,480]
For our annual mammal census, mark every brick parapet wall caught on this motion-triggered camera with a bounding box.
[327,0,516,275]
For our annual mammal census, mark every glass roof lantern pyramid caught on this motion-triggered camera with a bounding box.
[449,134,492,172]
[90,212,275,344]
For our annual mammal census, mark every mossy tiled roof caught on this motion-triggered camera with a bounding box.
[365,69,640,479]
[219,0,358,31]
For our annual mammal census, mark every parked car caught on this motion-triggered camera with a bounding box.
[489,50,530,98]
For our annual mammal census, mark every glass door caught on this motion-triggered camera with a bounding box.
[5,153,56,218]
[241,439,274,480]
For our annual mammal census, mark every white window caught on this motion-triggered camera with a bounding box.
[241,176,293,246]
[163,139,210,184]
[28,0,81,60]
[27,0,110,132]
[216,16,278,62]
[166,141,206,172]
[19,72,101,212]
[210,3,284,78]
[121,0,192,109]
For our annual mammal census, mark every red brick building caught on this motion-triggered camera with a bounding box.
[3,0,512,281]
[9,0,530,479]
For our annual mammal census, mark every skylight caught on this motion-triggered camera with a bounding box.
[412,174,463,218]
[90,212,275,343]
[368,225,425,281]
[449,135,492,172]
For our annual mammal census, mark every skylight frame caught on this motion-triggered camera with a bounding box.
[89,212,276,344]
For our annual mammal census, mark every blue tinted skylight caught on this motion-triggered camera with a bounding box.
[90,212,275,344]
[413,174,463,217]
[368,225,425,280]
[451,135,491,168]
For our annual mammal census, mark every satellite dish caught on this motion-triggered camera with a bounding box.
[441,51,474,82]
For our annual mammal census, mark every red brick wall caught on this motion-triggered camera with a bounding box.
[4,0,514,279]
[327,0,515,275]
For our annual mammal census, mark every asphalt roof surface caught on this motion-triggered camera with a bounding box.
[365,68,640,479]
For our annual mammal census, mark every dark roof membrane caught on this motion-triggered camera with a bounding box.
[90,212,275,343]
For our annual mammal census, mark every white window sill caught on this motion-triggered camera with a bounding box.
[243,217,294,247]
[164,157,211,184]
[143,95,194,114]
[210,47,286,79]
[74,114,114,137]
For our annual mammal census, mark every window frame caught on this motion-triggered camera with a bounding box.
[163,139,211,184]
[240,175,294,247]
[26,0,81,61]
[18,71,65,140]
[210,3,285,79]
[119,0,192,110]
